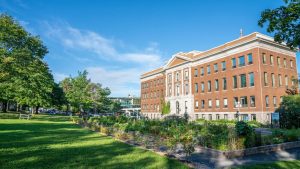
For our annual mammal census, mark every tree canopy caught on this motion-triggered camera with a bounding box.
[60,71,112,114]
[258,0,300,49]
[0,14,54,113]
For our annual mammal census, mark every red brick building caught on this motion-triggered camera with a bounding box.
[140,32,298,123]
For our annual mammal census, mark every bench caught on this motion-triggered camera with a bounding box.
[19,114,32,120]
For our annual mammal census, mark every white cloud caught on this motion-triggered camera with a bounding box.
[53,72,68,83]
[86,67,141,96]
[43,21,163,67]
[43,21,164,96]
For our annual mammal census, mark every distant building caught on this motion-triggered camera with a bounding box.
[110,95,141,117]
[140,32,298,123]
[110,95,140,109]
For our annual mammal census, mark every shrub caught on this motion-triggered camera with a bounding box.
[235,121,254,136]
[180,130,197,157]
[278,95,300,129]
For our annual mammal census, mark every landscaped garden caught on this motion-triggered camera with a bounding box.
[75,115,300,155]
[0,114,190,169]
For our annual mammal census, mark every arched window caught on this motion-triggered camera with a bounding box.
[176,101,180,114]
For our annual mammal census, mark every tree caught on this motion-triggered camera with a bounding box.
[110,101,122,113]
[60,71,111,114]
[0,14,54,113]
[258,0,300,49]
[277,95,300,129]
[161,99,170,115]
[51,83,67,110]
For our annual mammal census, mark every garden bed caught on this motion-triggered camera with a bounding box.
[72,116,300,161]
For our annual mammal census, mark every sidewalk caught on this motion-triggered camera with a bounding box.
[186,147,300,169]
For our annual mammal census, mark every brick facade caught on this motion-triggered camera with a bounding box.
[140,33,298,123]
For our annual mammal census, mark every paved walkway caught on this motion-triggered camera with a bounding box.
[186,148,300,169]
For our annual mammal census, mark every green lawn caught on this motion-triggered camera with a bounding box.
[234,160,300,169]
[0,114,189,169]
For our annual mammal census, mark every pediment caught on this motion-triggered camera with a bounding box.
[165,55,191,68]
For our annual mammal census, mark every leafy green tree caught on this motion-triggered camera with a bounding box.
[60,71,111,114]
[258,0,300,49]
[110,101,122,113]
[51,83,67,110]
[277,95,300,129]
[0,14,54,113]
[161,100,170,115]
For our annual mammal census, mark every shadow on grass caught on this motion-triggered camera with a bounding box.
[0,116,188,169]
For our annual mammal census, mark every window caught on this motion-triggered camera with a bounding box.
[278,74,282,87]
[201,67,204,76]
[250,96,255,107]
[234,97,239,108]
[265,95,269,107]
[208,81,211,92]
[233,76,238,89]
[224,114,228,120]
[209,114,212,120]
[280,96,283,102]
[195,83,198,93]
[277,57,281,67]
[202,114,205,119]
[222,77,227,90]
[240,96,248,107]
[208,99,212,108]
[248,53,253,64]
[215,79,219,91]
[240,74,247,88]
[273,96,277,107]
[168,86,172,96]
[216,114,220,120]
[214,63,218,72]
[284,58,287,68]
[251,114,257,121]
[292,76,295,86]
[232,58,237,68]
[285,75,288,87]
[249,72,254,87]
[194,68,198,77]
[270,55,274,65]
[262,53,266,64]
[176,72,179,81]
[221,61,226,71]
[207,65,211,74]
[271,73,275,87]
[185,70,188,80]
[176,101,180,114]
[290,60,294,68]
[201,82,204,93]
[201,100,205,108]
[185,83,189,95]
[176,85,180,96]
[223,98,228,108]
[239,55,245,67]
[264,72,268,86]
[195,100,199,109]
[216,99,220,108]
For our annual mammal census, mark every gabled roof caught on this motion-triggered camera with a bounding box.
[141,32,295,79]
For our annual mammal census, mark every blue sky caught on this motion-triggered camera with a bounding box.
[0,0,299,96]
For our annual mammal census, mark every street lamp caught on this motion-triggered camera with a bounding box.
[235,101,241,121]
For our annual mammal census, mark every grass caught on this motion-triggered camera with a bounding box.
[0,114,189,169]
[234,160,300,169]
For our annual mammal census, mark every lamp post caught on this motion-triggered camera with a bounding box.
[236,101,241,121]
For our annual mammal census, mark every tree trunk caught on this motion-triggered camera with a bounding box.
[35,106,39,114]
[6,101,9,112]
[2,101,7,112]
[16,103,19,112]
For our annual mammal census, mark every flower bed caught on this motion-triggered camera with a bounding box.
[72,115,300,157]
